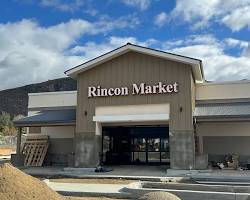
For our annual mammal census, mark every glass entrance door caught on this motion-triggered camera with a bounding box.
[131,137,169,164]
[102,127,131,165]
[132,137,147,164]
[147,138,161,163]
[102,126,169,165]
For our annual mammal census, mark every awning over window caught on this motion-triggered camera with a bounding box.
[195,102,250,120]
[14,109,76,127]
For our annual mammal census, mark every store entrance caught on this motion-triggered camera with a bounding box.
[102,126,169,165]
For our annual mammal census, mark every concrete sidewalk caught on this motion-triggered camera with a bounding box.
[45,180,131,198]
[193,170,250,183]
[45,180,250,200]
[21,165,250,183]
[23,165,167,181]
[167,169,250,183]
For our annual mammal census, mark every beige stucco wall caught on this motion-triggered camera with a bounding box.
[196,81,250,100]
[41,126,75,138]
[203,136,250,155]
[28,91,77,109]
[26,92,76,138]
[197,122,250,155]
[28,127,41,134]
[197,122,250,137]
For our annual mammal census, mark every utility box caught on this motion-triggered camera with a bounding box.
[11,154,25,167]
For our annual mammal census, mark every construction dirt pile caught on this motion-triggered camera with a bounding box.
[138,191,181,200]
[0,163,64,200]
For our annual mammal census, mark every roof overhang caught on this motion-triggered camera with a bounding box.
[194,102,250,122]
[65,43,204,83]
[195,116,250,122]
[14,109,76,127]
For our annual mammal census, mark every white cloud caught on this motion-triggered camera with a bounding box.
[222,6,250,32]
[172,0,219,22]
[95,14,140,31]
[162,34,217,49]
[0,17,140,90]
[154,12,168,27]
[164,35,250,81]
[69,34,250,82]
[40,0,85,12]
[1,16,249,91]
[224,38,249,49]
[122,0,150,11]
[69,36,158,59]
[171,0,250,31]
[84,8,98,16]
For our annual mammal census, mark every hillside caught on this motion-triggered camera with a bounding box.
[0,77,77,116]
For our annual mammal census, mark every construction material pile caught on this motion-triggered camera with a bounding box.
[138,191,181,200]
[0,163,64,200]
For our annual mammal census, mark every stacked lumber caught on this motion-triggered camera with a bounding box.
[22,135,49,167]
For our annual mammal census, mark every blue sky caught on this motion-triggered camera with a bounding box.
[0,0,250,90]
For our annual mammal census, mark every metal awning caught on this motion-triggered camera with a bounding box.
[194,102,250,120]
[14,109,76,127]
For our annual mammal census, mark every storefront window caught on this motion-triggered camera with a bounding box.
[133,138,146,151]
[161,138,169,151]
[148,138,160,151]
[133,152,146,163]
[148,152,160,162]
[102,135,111,162]
[161,151,170,162]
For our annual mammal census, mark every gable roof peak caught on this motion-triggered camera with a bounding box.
[65,43,204,83]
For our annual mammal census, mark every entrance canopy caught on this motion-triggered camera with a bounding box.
[93,114,169,123]
[93,104,170,123]
[93,104,169,135]
[14,109,76,127]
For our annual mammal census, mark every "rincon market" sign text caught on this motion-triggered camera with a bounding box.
[88,82,178,98]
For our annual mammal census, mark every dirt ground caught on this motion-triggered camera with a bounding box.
[50,178,135,184]
[66,197,128,200]
[0,163,65,200]
[0,147,15,156]
[0,163,130,200]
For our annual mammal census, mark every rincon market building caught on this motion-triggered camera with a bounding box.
[13,43,250,170]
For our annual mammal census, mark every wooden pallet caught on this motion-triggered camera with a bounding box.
[22,135,49,167]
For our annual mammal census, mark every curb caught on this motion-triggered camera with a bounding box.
[58,191,132,199]
[122,182,250,200]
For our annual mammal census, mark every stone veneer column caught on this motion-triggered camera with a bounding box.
[169,130,195,169]
[74,132,102,167]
